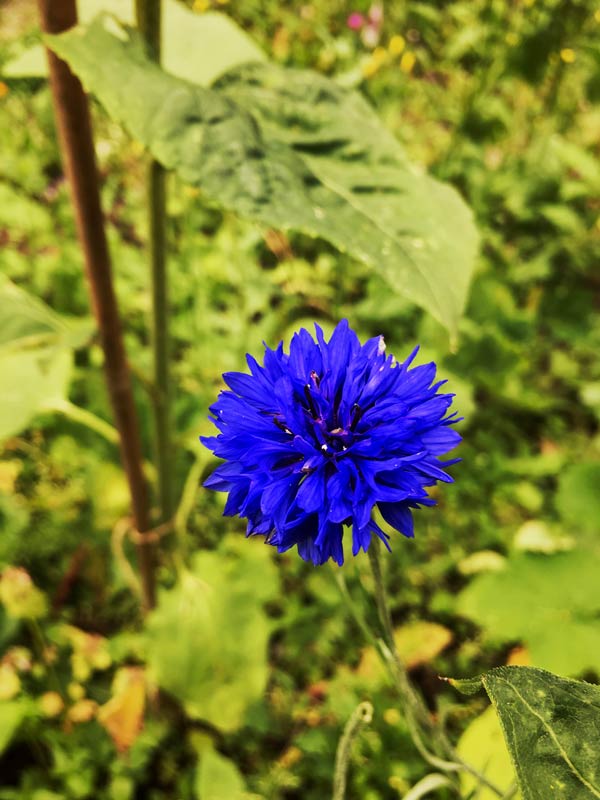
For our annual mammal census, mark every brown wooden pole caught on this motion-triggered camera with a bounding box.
[37,0,156,611]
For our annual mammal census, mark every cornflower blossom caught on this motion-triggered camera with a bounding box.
[202,320,461,566]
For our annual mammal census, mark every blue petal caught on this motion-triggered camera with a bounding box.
[378,502,415,538]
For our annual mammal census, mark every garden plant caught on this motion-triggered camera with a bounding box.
[0,0,599,798]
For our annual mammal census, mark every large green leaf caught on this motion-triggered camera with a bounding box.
[556,462,600,536]
[456,706,520,800]
[456,549,600,675]
[48,15,478,334]
[0,699,33,756]
[455,667,600,800]
[144,536,278,732]
[0,278,79,441]
[194,748,247,800]
[2,0,264,86]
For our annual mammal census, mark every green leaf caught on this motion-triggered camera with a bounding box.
[0,699,32,756]
[0,278,76,441]
[3,0,264,86]
[456,549,600,675]
[444,675,484,696]
[481,667,600,800]
[145,536,278,732]
[556,462,600,536]
[0,184,54,235]
[195,748,247,800]
[48,15,478,334]
[457,706,520,800]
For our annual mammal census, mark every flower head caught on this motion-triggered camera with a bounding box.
[201,320,461,566]
[346,12,365,30]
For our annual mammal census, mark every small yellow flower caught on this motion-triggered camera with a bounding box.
[362,58,381,79]
[372,46,388,64]
[67,682,85,701]
[560,48,576,64]
[68,699,98,724]
[389,34,405,56]
[193,0,210,11]
[39,691,64,717]
[595,9,600,23]
[383,707,401,726]
[400,51,416,74]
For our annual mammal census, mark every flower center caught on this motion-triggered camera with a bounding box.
[319,425,351,455]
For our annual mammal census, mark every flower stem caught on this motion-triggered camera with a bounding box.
[401,773,458,800]
[365,538,507,798]
[367,539,434,733]
[332,701,373,800]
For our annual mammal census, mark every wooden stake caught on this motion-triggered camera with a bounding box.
[38,0,156,611]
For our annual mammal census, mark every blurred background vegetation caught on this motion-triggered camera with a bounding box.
[0,0,599,797]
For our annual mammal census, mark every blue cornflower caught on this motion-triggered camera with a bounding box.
[201,320,461,566]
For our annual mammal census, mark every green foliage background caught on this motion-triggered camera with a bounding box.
[1,0,599,797]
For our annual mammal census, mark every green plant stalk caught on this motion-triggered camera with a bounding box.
[149,159,172,521]
[28,619,65,700]
[401,773,457,800]
[363,539,507,798]
[52,399,119,444]
[135,0,173,524]
[332,701,373,800]
[367,540,438,733]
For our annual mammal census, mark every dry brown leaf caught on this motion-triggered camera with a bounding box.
[97,666,146,752]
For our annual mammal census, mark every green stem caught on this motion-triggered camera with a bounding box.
[172,449,209,567]
[367,540,433,732]
[364,539,507,798]
[150,160,172,522]
[332,701,373,800]
[135,0,173,524]
[28,619,65,700]
[53,398,119,444]
[401,773,457,800]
